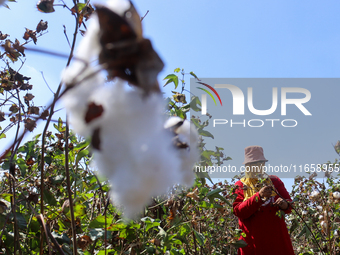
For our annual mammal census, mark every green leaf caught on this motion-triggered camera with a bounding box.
[179,224,190,237]
[15,213,27,230]
[201,150,215,160]
[289,218,299,234]
[141,217,161,232]
[206,188,222,197]
[232,239,248,248]
[75,149,89,165]
[16,158,27,177]
[43,189,57,206]
[296,226,306,238]
[74,204,86,217]
[174,68,181,73]
[190,71,200,80]
[0,133,6,139]
[193,229,205,246]
[74,139,90,150]
[198,129,214,139]
[163,74,179,89]
[89,215,114,229]
[97,250,116,255]
[189,96,201,112]
[53,117,65,132]
[0,194,13,202]
[77,3,86,12]
[199,201,213,208]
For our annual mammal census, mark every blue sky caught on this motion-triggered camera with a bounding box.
[1,0,340,190]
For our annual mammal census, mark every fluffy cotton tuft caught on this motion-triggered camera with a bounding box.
[91,82,182,217]
[164,116,200,186]
[62,0,199,218]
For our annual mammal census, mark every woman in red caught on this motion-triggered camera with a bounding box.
[233,146,295,255]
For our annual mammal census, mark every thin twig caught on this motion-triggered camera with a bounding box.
[63,25,72,49]
[65,116,78,254]
[140,10,149,22]
[40,71,55,95]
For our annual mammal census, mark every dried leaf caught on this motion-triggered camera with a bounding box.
[173,92,187,103]
[23,28,37,44]
[37,0,55,13]
[41,109,49,120]
[28,106,39,115]
[0,111,5,122]
[26,157,35,166]
[24,93,35,101]
[77,235,92,251]
[13,39,25,56]
[9,104,19,113]
[9,67,30,82]
[28,192,39,204]
[20,83,33,90]
[36,20,48,33]
[24,118,36,132]
[23,28,30,41]
[3,40,20,62]
[0,32,9,40]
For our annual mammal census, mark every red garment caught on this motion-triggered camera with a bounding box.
[233,175,295,255]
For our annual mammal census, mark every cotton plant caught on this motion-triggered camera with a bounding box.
[62,0,199,218]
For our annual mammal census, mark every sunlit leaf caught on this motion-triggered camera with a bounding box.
[163,74,179,89]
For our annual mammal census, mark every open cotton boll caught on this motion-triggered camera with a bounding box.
[91,82,181,218]
[164,116,200,187]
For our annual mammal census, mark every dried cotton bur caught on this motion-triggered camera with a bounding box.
[62,0,199,218]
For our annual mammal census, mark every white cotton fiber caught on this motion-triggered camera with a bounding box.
[91,82,182,218]
[61,0,200,218]
[164,117,200,187]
